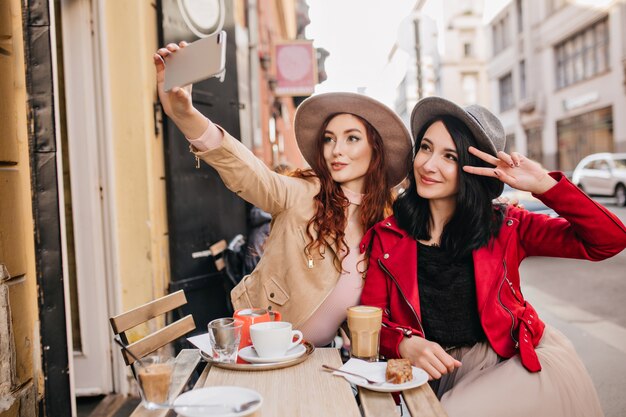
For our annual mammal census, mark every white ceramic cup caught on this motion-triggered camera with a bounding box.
[249,321,303,358]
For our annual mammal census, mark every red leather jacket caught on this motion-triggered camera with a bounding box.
[360,173,626,372]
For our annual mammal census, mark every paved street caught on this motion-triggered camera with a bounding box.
[520,199,626,417]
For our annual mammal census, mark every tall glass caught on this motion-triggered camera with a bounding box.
[347,306,382,362]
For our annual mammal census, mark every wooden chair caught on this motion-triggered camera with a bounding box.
[209,239,227,272]
[190,239,227,271]
[109,289,196,365]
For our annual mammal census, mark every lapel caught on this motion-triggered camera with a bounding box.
[378,234,420,310]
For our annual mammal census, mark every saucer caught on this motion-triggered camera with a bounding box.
[174,386,262,417]
[238,343,306,364]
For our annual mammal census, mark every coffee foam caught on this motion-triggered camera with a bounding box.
[348,306,381,316]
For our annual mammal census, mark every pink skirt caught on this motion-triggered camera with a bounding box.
[435,326,604,417]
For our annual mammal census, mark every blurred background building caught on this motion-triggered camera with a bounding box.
[394,0,490,124]
[439,0,490,107]
[485,0,626,172]
[396,0,626,172]
[393,1,440,125]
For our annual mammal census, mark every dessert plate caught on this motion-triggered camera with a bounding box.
[334,359,428,393]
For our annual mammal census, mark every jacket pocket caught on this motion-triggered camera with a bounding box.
[263,277,290,306]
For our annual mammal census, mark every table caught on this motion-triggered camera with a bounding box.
[130,349,448,417]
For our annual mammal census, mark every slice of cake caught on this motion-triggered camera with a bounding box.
[385,358,413,384]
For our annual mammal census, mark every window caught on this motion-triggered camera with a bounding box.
[557,106,613,171]
[463,42,473,57]
[461,73,478,104]
[492,13,511,55]
[583,29,595,78]
[554,18,609,89]
[499,73,514,112]
[516,0,523,33]
[595,20,609,73]
[614,158,626,169]
[519,60,526,99]
[525,127,542,163]
[597,160,610,171]
[585,159,610,171]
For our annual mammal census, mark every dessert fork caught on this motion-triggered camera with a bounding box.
[322,364,391,386]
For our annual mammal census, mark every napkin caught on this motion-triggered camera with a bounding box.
[333,358,386,382]
[187,333,212,356]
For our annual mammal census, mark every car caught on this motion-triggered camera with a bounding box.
[572,152,626,206]
[499,184,558,217]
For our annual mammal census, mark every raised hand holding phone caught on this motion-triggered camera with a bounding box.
[162,30,227,92]
[153,42,209,140]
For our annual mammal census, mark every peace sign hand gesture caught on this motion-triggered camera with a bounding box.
[462,146,557,195]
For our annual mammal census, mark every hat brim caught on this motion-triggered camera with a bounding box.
[294,92,413,187]
[410,97,504,197]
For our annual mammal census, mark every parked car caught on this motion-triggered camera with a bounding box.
[572,152,626,206]
[499,184,558,217]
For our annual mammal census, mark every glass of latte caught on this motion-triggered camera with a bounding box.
[347,305,382,362]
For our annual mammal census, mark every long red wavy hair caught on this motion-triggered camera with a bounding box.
[291,113,393,271]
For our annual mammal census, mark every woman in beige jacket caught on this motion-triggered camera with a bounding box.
[154,43,412,346]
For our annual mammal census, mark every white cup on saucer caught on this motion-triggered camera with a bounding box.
[249,321,303,359]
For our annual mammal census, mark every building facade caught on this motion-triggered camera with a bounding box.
[394,7,440,125]
[487,0,626,171]
[439,0,490,107]
[394,0,489,124]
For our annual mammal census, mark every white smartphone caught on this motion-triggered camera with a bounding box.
[164,31,227,92]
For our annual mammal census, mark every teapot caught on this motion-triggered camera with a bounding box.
[233,308,282,349]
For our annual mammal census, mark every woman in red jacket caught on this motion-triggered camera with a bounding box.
[360,97,626,417]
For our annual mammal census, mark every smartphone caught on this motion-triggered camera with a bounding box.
[164,31,227,92]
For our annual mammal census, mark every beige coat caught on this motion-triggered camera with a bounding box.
[194,131,341,329]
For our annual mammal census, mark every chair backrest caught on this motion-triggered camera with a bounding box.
[109,290,196,365]
[210,239,227,271]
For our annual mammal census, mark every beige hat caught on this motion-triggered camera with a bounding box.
[293,92,413,187]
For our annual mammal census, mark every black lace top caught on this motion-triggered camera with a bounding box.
[417,242,486,348]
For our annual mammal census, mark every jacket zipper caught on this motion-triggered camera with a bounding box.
[378,259,425,337]
[497,260,519,348]
[299,226,314,268]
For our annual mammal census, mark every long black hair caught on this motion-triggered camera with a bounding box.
[394,115,504,258]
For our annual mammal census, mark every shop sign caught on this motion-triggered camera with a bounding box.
[563,91,599,111]
[275,41,317,96]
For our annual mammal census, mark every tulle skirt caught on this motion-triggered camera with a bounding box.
[433,326,604,417]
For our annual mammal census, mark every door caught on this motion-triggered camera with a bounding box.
[58,0,113,396]
[159,0,248,338]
